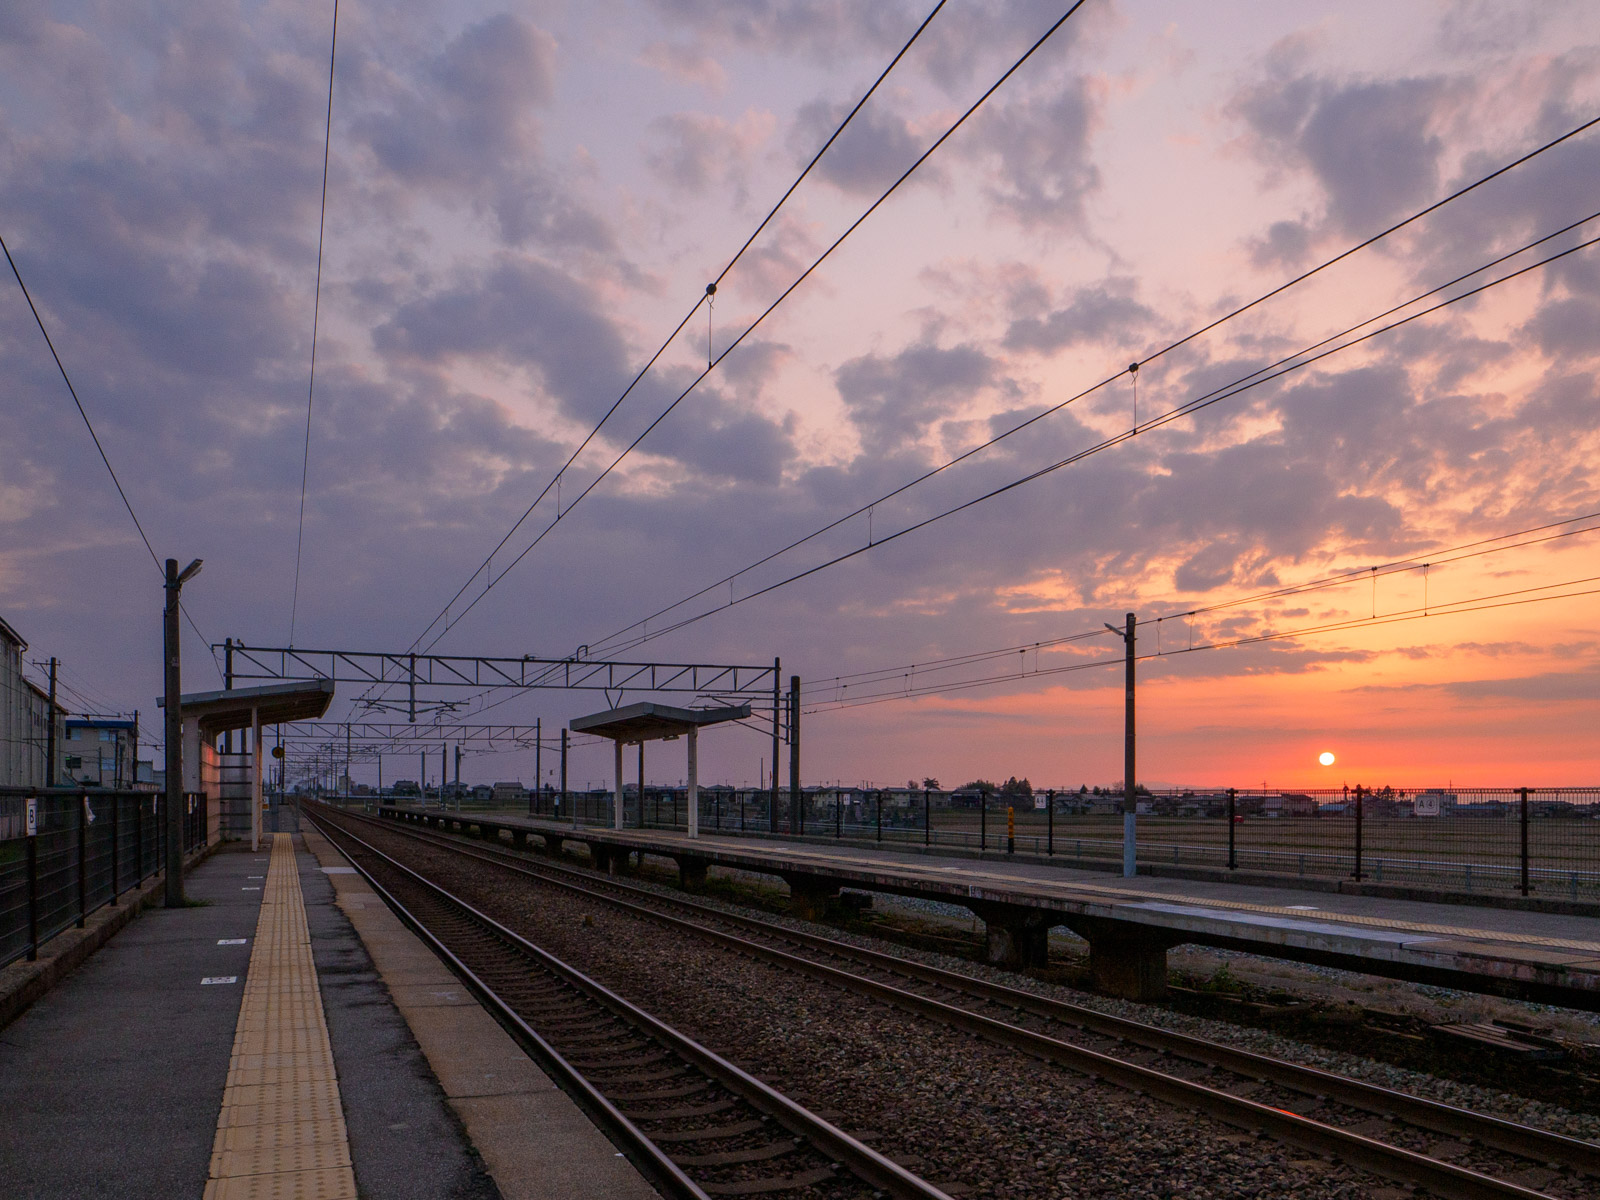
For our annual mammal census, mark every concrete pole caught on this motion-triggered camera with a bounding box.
[687,726,699,839]
[1122,611,1137,878]
[251,706,262,852]
[770,657,781,833]
[637,740,645,826]
[45,657,57,787]
[223,638,233,754]
[562,728,573,829]
[613,738,624,830]
[788,675,800,834]
[533,718,541,816]
[163,559,185,907]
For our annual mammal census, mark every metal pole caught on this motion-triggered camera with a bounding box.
[924,786,931,846]
[135,792,143,887]
[533,719,541,816]
[1352,785,1364,881]
[638,740,645,827]
[77,793,87,927]
[770,657,781,834]
[562,727,572,829]
[1047,789,1054,856]
[26,829,39,961]
[1520,787,1530,897]
[687,726,699,839]
[980,788,987,851]
[1227,788,1237,869]
[46,658,58,786]
[1122,612,1136,879]
[875,789,882,842]
[251,707,262,852]
[223,638,233,754]
[419,749,425,805]
[835,788,841,839]
[111,787,120,901]
[1007,805,1015,854]
[163,559,185,907]
[788,675,800,834]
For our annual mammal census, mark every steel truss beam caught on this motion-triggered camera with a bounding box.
[219,644,775,700]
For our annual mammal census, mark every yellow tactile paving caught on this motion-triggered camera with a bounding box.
[204,834,357,1200]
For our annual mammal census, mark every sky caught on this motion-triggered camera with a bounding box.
[2,0,1597,793]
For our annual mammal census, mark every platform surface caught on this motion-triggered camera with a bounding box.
[401,808,1600,1006]
[0,837,501,1199]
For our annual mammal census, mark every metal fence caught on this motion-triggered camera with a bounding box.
[0,786,208,969]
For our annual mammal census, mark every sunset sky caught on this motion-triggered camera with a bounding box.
[2,1,1597,791]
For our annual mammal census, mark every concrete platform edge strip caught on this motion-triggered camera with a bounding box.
[203,834,358,1200]
[0,839,222,1034]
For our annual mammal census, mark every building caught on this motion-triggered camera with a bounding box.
[62,715,139,788]
[1,617,67,788]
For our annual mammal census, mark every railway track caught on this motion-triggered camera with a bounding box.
[321,805,1598,1199]
[310,810,955,1200]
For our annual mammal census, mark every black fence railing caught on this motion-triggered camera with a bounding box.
[0,786,207,970]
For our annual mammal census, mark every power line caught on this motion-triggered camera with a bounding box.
[808,574,1600,712]
[808,512,1600,701]
[289,0,340,647]
[583,119,1600,662]
[589,220,1600,659]
[409,0,1091,658]
[400,0,954,660]
[2,229,223,682]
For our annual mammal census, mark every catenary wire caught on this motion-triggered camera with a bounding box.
[400,0,953,659]
[1,229,222,680]
[815,512,1600,694]
[589,225,1600,659]
[410,0,1092,657]
[585,172,1600,662]
[808,574,1600,712]
[289,0,340,647]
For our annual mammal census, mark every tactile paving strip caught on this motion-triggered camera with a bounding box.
[204,834,357,1200]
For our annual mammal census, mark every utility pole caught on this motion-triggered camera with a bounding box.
[770,657,780,834]
[45,657,57,787]
[164,557,202,907]
[1104,612,1137,878]
[223,637,233,753]
[788,675,800,834]
[533,718,541,816]
[561,727,571,829]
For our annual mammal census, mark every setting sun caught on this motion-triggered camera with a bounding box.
[1318,752,1336,767]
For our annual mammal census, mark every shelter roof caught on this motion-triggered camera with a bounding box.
[159,678,335,736]
[570,700,751,743]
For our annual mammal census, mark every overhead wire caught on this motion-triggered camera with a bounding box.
[1,230,222,681]
[808,512,1600,702]
[407,0,1091,659]
[289,0,340,647]
[809,574,1600,712]
[583,126,1600,661]
[400,0,954,659]
[588,218,1600,659]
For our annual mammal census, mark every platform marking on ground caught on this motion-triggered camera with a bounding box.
[204,833,356,1200]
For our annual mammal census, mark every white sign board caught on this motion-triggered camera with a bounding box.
[26,797,37,837]
[1415,793,1442,817]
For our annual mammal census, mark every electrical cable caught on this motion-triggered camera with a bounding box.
[815,511,1600,696]
[400,0,954,659]
[589,225,1600,657]
[809,574,1600,712]
[289,0,340,647]
[408,0,1091,658]
[586,169,1600,662]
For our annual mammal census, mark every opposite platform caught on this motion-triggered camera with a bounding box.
[384,805,1600,1008]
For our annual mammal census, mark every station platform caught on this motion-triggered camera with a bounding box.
[0,824,655,1200]
[384,806,1600,1010]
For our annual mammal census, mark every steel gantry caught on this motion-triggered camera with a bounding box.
[218,643,780,721]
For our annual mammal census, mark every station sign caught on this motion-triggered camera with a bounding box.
[26,797,37,836]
